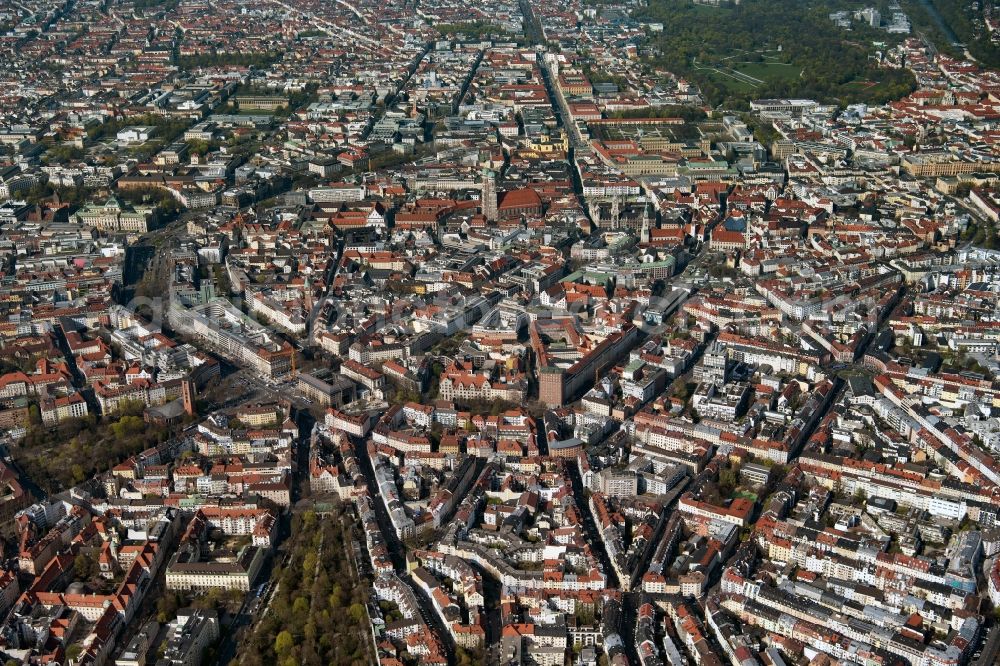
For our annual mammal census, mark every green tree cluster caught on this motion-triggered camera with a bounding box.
[437,21,506,40]
[234,510,372,666]
[176,51,280,69]
[87,114,192,147]
[15,400,169,493]
[636,0,916,108]
[43,144,84,165]
[924,0,1000,67]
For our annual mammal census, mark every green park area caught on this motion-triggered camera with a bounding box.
[637,0,917,108]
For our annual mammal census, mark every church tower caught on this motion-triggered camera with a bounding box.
[481,168,498,222]
[181,379,196,417]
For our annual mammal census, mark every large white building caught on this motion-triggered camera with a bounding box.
[168,298,293,378]
[166,545,266,592]
[73,196,152,233]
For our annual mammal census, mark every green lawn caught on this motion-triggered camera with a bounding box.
[694,65,757,93]
[733,61,801,83]
[692,49,804,95]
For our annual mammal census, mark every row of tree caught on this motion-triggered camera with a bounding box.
[234,509,373,666]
